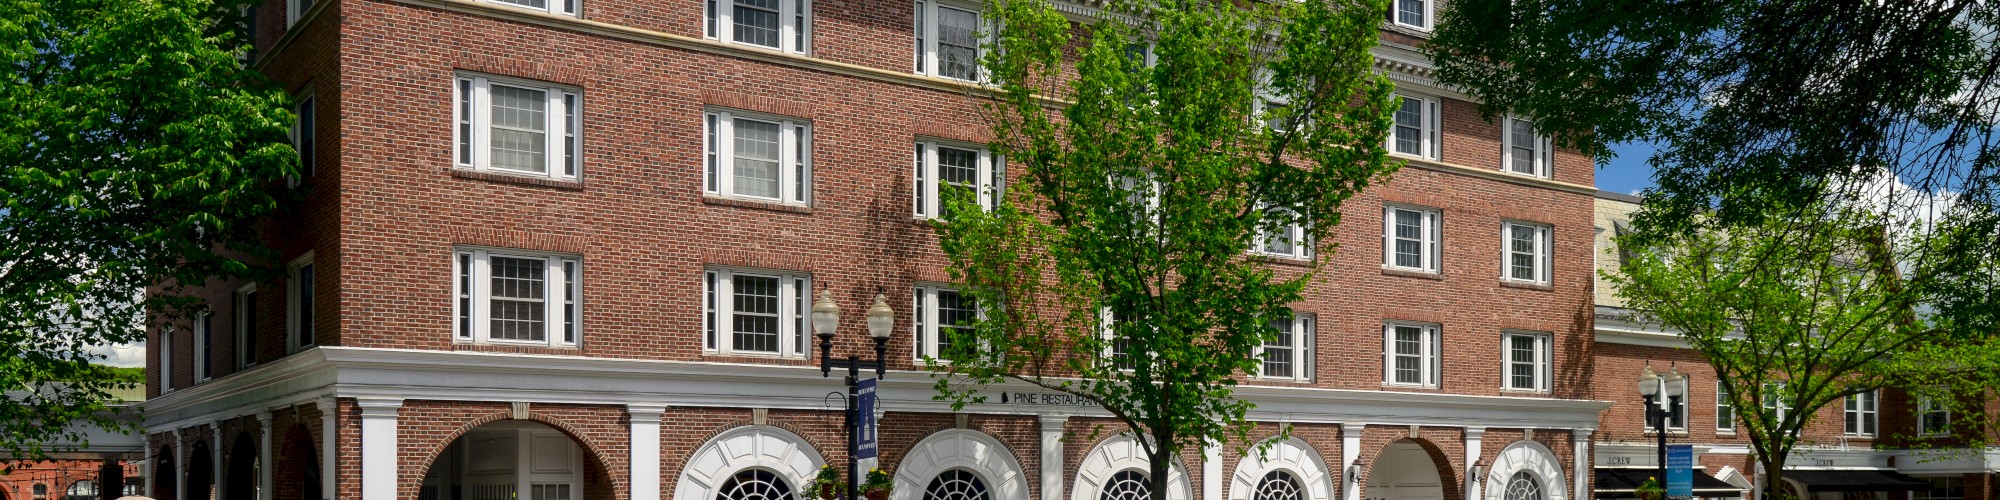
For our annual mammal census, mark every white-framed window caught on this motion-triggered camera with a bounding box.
[1914,477,1964,500]
[1388,0,1431,30]
[1256,313,1313,382]
[915,0,982,81]
[1503,222,1551,284]
[479,0,578,16]
[234,284,257,370]
[1762,382,1791,422]
[1099,306,1146,372]
[1502,116,1551,178]
[1716,381,1735,432]
[1383,205,1440,273]
[705,109,812,206]
[160,326,174,392]
[913,284,980,362]
[1252,208,1312,260]
[290,94,316,187]
[1664,374,1689,430]
[454,248,583,348]
[1844,391,1878,437]
[1501,331,1549,392]
[193,311,211,381]
[1382,321,1439,388]
[1919,397,1951,437]
[287,0,316,27]
[703,268,810,357]
[287,255,315,353]
[705,0,810,54]
[913,140,997,218]
[454,74,582,181]
[1388,93,1439,160]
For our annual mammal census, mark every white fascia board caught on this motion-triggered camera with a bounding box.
[1893,447,2000,474]
[141,347,338,430]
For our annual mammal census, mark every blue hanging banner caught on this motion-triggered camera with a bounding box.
[1666,444,1694,499]
[857,378,879,460]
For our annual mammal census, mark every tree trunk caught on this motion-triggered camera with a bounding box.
[1761,452,1789,500]
[1149,430,1173,500]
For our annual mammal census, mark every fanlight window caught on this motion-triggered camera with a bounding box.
[718,469,796,500]
[924,469,991,500]
[1100,469,1152,500]
[1252,471,1303,500]
[1503,472,1542,500]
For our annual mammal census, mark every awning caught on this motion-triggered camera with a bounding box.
[1595,469,1746,499]
[1783,470,1931,492]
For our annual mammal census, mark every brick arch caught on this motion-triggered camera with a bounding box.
[1358,437,1461,500]
[672,424,829,500]
[883,421,1033,475]
[275,423,321,500]
[888,428,1030,500]
[672,419,841,470]
[407,409,621,500]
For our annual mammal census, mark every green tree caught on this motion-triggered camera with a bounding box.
[0,0,297,459]
[1608,200,2000,500]
[929,1,1398,498]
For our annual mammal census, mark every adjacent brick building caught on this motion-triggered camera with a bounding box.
[141,1,1611,500]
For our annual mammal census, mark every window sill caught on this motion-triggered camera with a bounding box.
[1381,382,1440,390]
[1500,280,1553,291]
[1642,429,1692,438]
[1499,388,1549,395]
[452,343,582,355]
[1716,430,1737,438]
[1382,267,1443,280]
[704,195,813,214]
[452,168,584,190]
[1251,254,1314,267]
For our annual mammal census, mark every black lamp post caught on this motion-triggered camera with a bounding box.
[1638,363,1685,489]
[814,286,895,500]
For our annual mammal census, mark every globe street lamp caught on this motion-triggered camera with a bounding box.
[815,286,894,500]
[1639,363,1685,487]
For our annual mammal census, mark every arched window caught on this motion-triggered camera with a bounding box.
[64,480,97,500]
[1252,471,1303,500]
[717,469,795,500]
[1503,472,1542,500]
[1100,470,1151,500]
[925,469,990,500]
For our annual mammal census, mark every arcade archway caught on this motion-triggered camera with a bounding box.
[1366,440,1446,500]
[419,420,611,500]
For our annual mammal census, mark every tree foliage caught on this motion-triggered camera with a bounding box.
[929,0,1397,498]
[0,0,296,459]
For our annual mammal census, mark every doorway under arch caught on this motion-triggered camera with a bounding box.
[155,445,179,500]
[419,420,611,500]
[1366,440,1446,500]
[224,432,260,500]
[277,424,321,500]
[188,440,215,500]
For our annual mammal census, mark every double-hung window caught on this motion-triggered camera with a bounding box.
[913,140,997,218]
[287,256,315,352]
[290,95,316,187]
[915,0,982,81]
[1257,313,1313,382]
[1716,382,1736,432]
[455,75,582,181]
[1663,375,1689,430]
[1252,208,1311,260]
[480,0,578,16]
[1388,94,1439,160]
[706,110,812,206]
[1387,0,1430,30]
[455,248,583,348]
[913,285,979,362]
[1503,117,1551,178]
[1501,331,1549,392]
[1383,205,1440,273]
[287,0,315,27]
[235,285,257,370]
[1503,222,1551,284]
[194,311,211,381]
[707,0,810,53]
[1762,382,1791,422]
[703,268,810,357]
[1100,307,1147,372]
[1919,397,1951,437]
[1382,322,1439,387]
[1844,391,1878,437]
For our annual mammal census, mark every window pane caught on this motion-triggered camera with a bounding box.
[1509,335,1536,389]
[732,275,781,352]
[1510,225,1538,280]
[1394,210,1423,268]
[937,289,976,360]
[732,119,783,198]
[733,0,781,47]
[1393,326,1422,384]
[1393,97,1423,155]
[493,0,549,8]
[1509,119,1537,174]
[489,256,548,341]
[489,85,549,173]
[1396,0,1424,26]
[938,146,978,217]
[1264,320,1293,378]
[937,6,979,81]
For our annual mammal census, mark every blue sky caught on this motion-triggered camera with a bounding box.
[1595,141,1660,195]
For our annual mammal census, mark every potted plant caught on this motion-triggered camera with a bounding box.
[1635,476,1665,500]
[804,464,845,500]
[861,467,893,500]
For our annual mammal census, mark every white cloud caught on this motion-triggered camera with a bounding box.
[86,342,146,368]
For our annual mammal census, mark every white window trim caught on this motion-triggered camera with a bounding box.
[1918,397,1951,437]
[1844,390,1878,437]
[1716,381,1736,432]
[702,267,811,358]
[1387,93,1440,160]
[286,0,316,27]
[1381,321,1439,388]
[1500,116,1553,179]
[1663,376,1690,430]
[478,0,579,17]
[913,139,999,218]
[453,73,583,181]
[1502,221,1552,285]
[453,247,583,348]
[913,283,984,362]
[704,109,812,206]
[1388,0,1433,31]
[1251,207,1312,260]
[1253,313,1313,383]
[1762,382,1791,423]
[1098,306,1149,372]
[1500,331,1550,393]
[1382,204,1441,273]
[914,0,986,82]
[286,253,316,353]
[193,311,210,382]
[289,94,316,188]
[706,0,811,54]
[234,284,257,370]
[160,327,174,392]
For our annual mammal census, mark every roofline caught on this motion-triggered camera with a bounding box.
[1596,189,1644,204]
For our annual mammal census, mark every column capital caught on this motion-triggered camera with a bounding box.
[318,397,339,413]
[628,404,668,421]
[1465,427,1486,439]
[356,398,403,417]
[256,411,274,424]
[1038,414,1069,429]
[1571,427,1595,439]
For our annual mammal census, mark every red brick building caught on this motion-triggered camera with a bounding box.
[0,460,143,500]
[140,1,1611,500]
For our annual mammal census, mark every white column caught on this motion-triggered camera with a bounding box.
[357,398,403,500]
[144,437,155,497]
[1202,439,1222,500]
[174,429,187,500]
[629,405,667,500]
[1571,429,1592,500]
[258,411,274,500]
[1464,427,1484,500]
[1339,423,1361,500]
[319,398,338,500]
[1040,415,1068,500]
[210,421,224,500]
